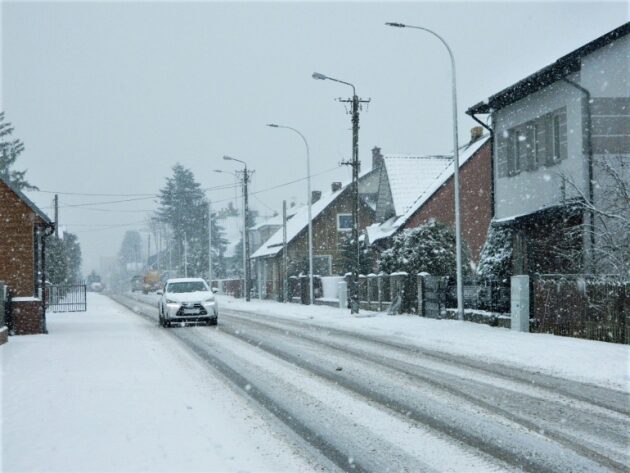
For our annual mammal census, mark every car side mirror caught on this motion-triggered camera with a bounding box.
[156,290,163,295]
[211,288,218,294]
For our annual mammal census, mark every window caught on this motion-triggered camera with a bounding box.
[500,106,567,177]
[337,213,353,232]
[313,255,332,276]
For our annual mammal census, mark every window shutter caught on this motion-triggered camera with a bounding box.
[544,113,555,166]
[496,131,509,177]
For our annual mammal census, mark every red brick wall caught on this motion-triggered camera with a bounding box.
[11,300,45,335]
[0,180,42,297]
[402,141,493,263]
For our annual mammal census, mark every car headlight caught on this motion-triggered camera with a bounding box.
[165,298,178,304]
[203,298,215,304]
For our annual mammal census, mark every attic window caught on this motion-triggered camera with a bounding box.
[337,213,353,232]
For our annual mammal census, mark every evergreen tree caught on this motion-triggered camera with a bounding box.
[477,224,513,283]
[156,164,227,278]
[0,112,37,191]
[119,230,143,267]
[378,221,469,277]
[46,232,82,284]
[338,232,376,275]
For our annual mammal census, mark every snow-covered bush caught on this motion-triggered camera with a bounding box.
[477,223,513,283]
[377,221,468,277]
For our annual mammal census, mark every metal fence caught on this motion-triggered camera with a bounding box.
[47,284,87,312]
[531,275,628,344]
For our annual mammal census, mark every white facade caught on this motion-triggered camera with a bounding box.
[493,34,629,221]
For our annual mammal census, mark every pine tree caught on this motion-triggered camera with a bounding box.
[477,224,513,283]
[156,164,228,279]
[46,232,82,284]
[338,232,375,275]
[378,221,469,277]
[0,112,37,191]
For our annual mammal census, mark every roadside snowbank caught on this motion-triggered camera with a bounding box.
[218,295,630,392]
[0,293,316,472]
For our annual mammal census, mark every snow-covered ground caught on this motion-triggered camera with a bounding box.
[0,294,318,472]
[215,295,629,392]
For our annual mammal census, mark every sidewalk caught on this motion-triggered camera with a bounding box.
[1,294,315,473]
[219,295,630,392]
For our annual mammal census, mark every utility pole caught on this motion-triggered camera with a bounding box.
[147,234,151,270]
[54,194,59,237]
[240,166,253,302]
[338,93,370,314]
[183,232,188,278]
[208,201,213,286]
[282,200,288,303]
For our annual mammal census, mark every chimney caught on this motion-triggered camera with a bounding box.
[470,126,483,144]
[311,190,322,204]
[372,146,384,169]
[331,182,342,193]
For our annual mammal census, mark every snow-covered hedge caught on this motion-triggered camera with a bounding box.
[378,221,468,277]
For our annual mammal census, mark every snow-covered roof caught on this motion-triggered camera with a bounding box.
[0,174,53,225]
[367,135,491,244]
[251,186,347,259]
[383,154,453,217]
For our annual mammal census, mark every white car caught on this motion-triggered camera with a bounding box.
[157,278,218,327]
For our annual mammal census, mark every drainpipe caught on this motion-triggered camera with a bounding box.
[562,77,594,271]
[467,111,495,218]
[41,222,55,334]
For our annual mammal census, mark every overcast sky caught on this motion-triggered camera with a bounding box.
[2,1,627,273]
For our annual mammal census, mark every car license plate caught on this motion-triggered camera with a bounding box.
[183,308,199,315]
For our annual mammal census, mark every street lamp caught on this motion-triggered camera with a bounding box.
[222,155,253,302]
[385,21,465,321]
[312,72,367,314]
[267,123,314,304]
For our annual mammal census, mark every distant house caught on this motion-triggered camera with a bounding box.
[467,23,629,274]
[0,175,55,337]
[366,130,492,263]
[251,175,377,300]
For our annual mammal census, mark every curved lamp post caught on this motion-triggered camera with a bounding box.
[267,123,314,304]
[385,21,464,321]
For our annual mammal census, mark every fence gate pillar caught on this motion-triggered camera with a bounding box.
[338,281,348,310]
[511,275,530,332]
[417,274,426,317]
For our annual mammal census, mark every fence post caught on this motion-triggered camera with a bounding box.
[511,275,530,332]
[377,273,384,311]
[338,281,347,310]
[417,273,426,317]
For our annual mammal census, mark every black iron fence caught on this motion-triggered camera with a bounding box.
[531,275,628,344]
[46,284,87,312]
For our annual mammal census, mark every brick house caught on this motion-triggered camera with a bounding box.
[0,175,55,336]
[466,23,629,275]
[366,131,492,264]
[251,175,377,300]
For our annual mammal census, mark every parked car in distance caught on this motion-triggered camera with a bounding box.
[157,278,218,327]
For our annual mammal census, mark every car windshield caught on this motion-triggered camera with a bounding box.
[166,281,208,293]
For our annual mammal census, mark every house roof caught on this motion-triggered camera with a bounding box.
[383,154,453,217]
[366,135,490,244]
[251,168,377,259]
[467,22,630,115]
[0,174,53,225]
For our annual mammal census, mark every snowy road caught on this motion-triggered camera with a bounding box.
[115,292,630,473]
